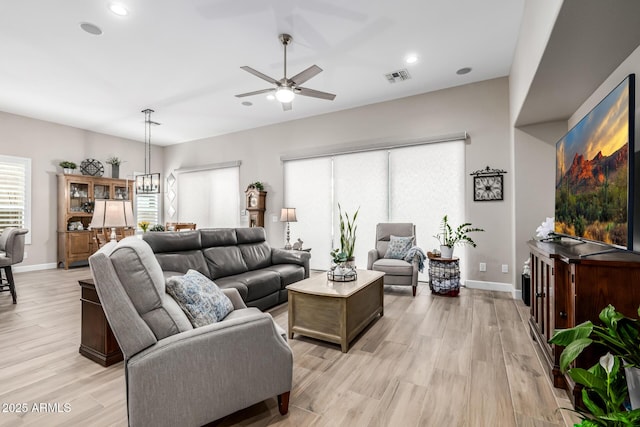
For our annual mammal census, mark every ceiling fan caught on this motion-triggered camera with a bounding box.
[235,33,336,111]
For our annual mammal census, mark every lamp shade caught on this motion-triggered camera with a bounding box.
[280,208,297,222]
[104,200,127,228]
[89,199,107,229]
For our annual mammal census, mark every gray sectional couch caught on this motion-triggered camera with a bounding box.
[143,227,310,311]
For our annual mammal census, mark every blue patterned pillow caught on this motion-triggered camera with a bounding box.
[166,269,234,327]
[384,235,414,259]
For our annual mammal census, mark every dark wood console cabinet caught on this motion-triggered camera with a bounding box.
[528,240,640,405]
[79,278,123,366]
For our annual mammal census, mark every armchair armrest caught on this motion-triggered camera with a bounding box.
[126,309,292,426]
[272,248,310,278]
[367,249,380,269]
[222,287,246,309]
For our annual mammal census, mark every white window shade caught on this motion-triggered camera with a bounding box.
[284,158,332,270]
[177,166,240,228]
[136,194,160,225]
[334,151,388,268]
[0,155,31,244]
[389,141,465,280]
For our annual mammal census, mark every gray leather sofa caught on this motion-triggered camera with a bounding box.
[143,227,310,310]
[89,237,292,427]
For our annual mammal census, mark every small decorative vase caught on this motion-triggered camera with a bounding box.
[111,164,119,179]
[440,245,454,259]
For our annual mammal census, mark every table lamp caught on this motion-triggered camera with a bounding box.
[280,208,297,250]
[90,200,135,241]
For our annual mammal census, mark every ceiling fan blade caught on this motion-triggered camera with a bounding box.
[289,65,323,85]
[235,88,275,98]
[282,102,292,111]
[296,86,336,101]
[240,66,279,85]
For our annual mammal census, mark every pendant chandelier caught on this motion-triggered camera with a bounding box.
[136,108,160,194]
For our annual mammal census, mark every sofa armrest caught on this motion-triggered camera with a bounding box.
[271,248,311,278]
[367,249,379,269]
[126,310,292,426]
[222,287,247,309]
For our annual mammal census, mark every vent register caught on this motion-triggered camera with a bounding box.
[385,69,411,84]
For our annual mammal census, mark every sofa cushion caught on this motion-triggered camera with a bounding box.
[236,227,266,244]
[153,251,209,276]
[143,230,202,252]
[240,241,272,270]
[384,235,414,259]
[203,246,249,279]
[264,264,305,288]
[166,269,234,327]
[108,237,193,339]
[200,228,238,247]
[216,270,280,301]
[372,258,414,276]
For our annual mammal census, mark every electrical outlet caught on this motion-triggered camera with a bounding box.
[502,264,509,273]
[479,262,486,272]
[23,251,28,259]
[272,215,279,223]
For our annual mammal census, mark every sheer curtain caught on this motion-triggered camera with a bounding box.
[283,139,466,277]
[177,166,240,228]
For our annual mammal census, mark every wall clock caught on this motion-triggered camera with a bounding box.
[474,175,503,201]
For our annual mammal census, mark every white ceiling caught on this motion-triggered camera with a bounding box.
[0,0,524,146]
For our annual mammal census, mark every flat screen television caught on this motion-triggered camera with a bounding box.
[555,74,635,249]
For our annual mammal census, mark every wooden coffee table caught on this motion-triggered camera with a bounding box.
[287,269,384,352]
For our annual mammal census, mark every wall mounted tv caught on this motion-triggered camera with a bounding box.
[555,74,635,250]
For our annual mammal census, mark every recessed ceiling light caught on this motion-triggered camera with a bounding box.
[80,22,103,35]
[109,3,129,16]
[456,67,472,75]
[405,54,418,64]
[266,94,275,101]
[241,101,253,107]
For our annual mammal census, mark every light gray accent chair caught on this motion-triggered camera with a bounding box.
[89,237,293,427]
[367,223,419,296]
[0,227,28,304]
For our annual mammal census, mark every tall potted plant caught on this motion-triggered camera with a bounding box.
[433,214,484,258]
[332,204,359,266]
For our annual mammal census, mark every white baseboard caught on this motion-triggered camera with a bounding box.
[465,280,515,298]
[14,263,58,273]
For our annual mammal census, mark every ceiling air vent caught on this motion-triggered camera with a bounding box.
[385,69,411,83]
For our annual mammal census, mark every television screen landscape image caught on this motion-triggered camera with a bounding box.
[555,74,635,248]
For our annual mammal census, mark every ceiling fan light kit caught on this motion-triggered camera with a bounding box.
[236,33,336,111]
[275,87,295,103]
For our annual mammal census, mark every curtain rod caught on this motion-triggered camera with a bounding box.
[280,132,468,162]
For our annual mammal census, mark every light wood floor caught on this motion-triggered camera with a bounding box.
[0,267,577,426]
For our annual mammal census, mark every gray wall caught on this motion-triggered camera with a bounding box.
[0,110,162,268]
[165,77,514,284]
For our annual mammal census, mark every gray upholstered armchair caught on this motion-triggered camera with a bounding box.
[367,223,419,296]
[0,227,28,303]
[89,237,293,427]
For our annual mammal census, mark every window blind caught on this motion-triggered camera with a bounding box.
[0,155,31,243]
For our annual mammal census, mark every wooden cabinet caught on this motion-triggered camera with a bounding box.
[528,240,640,405]
[57,174,133,269]
[79,278,123,366]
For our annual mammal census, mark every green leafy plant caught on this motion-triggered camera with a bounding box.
[106,157,122,166]
[550,305,640,372]
[250,181,264,191]
[59,161,77,169]
[330,248,348,265]
[433,215,484,248]
[335,204,359,260]
[149,224,165,232]
[564,353,640,426]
